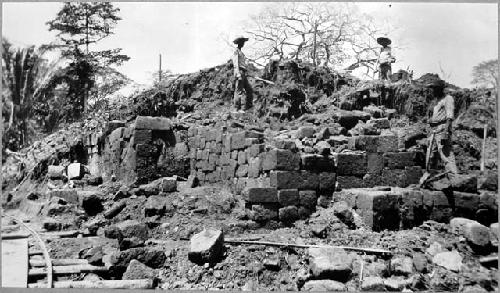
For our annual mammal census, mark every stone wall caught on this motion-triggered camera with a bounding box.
[92,116,494,230]
[94,116,190,184]
[185,125,425,224]
[337,187,498,232]
[337,134,424,189]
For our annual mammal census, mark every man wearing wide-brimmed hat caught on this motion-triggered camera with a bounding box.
[377,37,396,81]
[232,35,253,113]
[427,79,458,174]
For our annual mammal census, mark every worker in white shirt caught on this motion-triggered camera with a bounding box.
[427,79,458,174]
[376,37,396,81]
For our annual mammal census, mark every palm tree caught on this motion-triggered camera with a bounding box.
[2,38,63,149]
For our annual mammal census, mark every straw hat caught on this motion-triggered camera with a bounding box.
[233,36,249,44]
[376,37,392,46]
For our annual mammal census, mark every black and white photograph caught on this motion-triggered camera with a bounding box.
[1,1,498,291]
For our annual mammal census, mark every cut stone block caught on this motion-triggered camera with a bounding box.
[383,152,417,169]
[188,228,224,264]
[335,152,367,175]
[454,192,480,219]
[230,131,247,150]
[160,177,177,192]
[319,172,336,191]
[273,139,297,150]
[366,153,384,174]
[262,149,301,171]
[352,188,400,231]
[423,190,452,223]
[303,280,346,291]
[277,189,299,206]
[135,116,172,131]
[251,204,279,222]
[299,190,318,209]
[337,176,364,189]
[279,206,299,224]
[301,154,335,172]
[270,171,319,190]
[377,135,398,153]
[399,189,426,228]
[112,220,149,241]
[245,187,278,203]
[48,189,79,205]
[247,144,265,158]
[450,217,490,247]
[67,162,84,180]
[47,165,66,179]
[308,247,352,281]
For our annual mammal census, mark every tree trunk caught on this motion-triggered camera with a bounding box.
[84,6,90,114]
[8,100,14,130]
[312,23,318,67]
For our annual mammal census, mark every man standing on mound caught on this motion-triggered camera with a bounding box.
[427,79,459,174]
[232,35,253,113]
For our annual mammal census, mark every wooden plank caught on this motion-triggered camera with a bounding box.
[28,279,154,289]
[2,239,29,288]
[28,250,43,256]
[30,258,89,267]
[28,264,109,277]
[1,232,31,240]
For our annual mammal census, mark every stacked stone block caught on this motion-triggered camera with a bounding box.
[336,134,424,189]
[186,127,272,188]
[337,187,498,231]
[100,116,189,184]
[249,149,336,223]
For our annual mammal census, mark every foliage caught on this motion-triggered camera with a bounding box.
[471,59,498,92]
[1,38,64,151]
[46,2,129,117]
[89,67,132,112]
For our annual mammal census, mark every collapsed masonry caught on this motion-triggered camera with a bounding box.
[86,113,496,231]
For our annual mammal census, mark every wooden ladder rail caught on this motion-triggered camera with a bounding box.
[3,214,53,288]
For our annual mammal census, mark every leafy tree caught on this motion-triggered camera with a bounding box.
[89,67,131,112]
[472,59,498,92]
[46,2,129,116]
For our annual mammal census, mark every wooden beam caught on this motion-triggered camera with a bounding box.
[28,264,108,277]
[30,258,89,267]
[28,279,154,289]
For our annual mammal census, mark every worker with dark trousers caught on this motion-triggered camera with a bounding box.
[232,36,253,113]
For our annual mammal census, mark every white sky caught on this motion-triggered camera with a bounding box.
[2,2,498,88]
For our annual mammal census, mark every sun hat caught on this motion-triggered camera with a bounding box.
[377,37,392,46]
[233,36,249,44]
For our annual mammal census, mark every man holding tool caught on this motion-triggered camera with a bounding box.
[425,79,459,176]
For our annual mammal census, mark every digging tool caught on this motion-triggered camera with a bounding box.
[481,124,487,171]
[225,239,392,255]
[250,76,275,85]
[420,170,450,187]
[420,132,436,186]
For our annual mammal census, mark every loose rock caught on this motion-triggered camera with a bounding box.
[188,228,225,264]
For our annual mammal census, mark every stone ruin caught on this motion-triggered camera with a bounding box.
[81,114,496,232]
